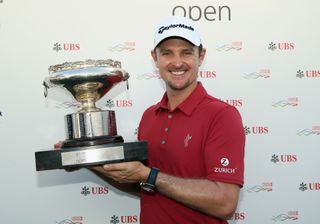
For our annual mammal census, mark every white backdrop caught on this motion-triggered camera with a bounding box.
[0,0,319,223]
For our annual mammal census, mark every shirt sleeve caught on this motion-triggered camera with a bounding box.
[204,106,245,187]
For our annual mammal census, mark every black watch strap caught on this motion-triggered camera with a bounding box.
[140,167,159,193]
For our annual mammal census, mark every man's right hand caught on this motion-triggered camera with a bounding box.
[54,141,63,150]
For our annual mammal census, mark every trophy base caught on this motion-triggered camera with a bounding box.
[35,141,148,171]
[61,135,124,148]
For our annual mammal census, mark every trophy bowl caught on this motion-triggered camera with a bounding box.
[35,59,147,171]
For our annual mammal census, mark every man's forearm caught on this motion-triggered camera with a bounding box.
[90,168,141,198]
[155,172,240,220]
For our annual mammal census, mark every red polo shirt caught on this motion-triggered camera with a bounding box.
[138,82,245,224]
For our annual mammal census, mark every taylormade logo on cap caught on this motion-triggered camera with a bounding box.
[158,24,194,34]
[153,16,202,48]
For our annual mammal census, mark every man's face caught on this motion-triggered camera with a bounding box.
[151,38,206,92]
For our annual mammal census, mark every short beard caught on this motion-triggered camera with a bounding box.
[166,80,193,91]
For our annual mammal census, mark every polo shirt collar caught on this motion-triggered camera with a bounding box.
[155,82,207,116]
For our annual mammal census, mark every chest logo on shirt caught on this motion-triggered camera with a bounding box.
[184,134,192,147]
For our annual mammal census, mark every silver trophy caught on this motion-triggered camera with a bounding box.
[35,59,147,171]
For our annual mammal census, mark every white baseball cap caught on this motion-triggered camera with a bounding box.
[153,16,202,48]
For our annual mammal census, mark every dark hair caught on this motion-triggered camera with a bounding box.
[198,44,203,55]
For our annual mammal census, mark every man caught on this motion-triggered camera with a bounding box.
[93,16,245,224]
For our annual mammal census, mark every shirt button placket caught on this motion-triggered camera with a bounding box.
[161,114,172,145]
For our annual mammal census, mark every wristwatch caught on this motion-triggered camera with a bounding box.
[140,167,159,193]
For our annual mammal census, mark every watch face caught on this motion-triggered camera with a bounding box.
[142,186,154,193]
[140,182,155,193]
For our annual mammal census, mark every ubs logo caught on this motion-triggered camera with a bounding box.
[299,182,320,191]
[268,42,295,51]
[110,215,138,224]
[105,99,133,108]
[271,154,297,163]
[244,126,269,135]
[81,185,109,196]
[199,70,216,79]
[53,42,80,52]
[296,69,320,78]
[230,212,245,221]
[134,127,138,136]
[222,99,243,107]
